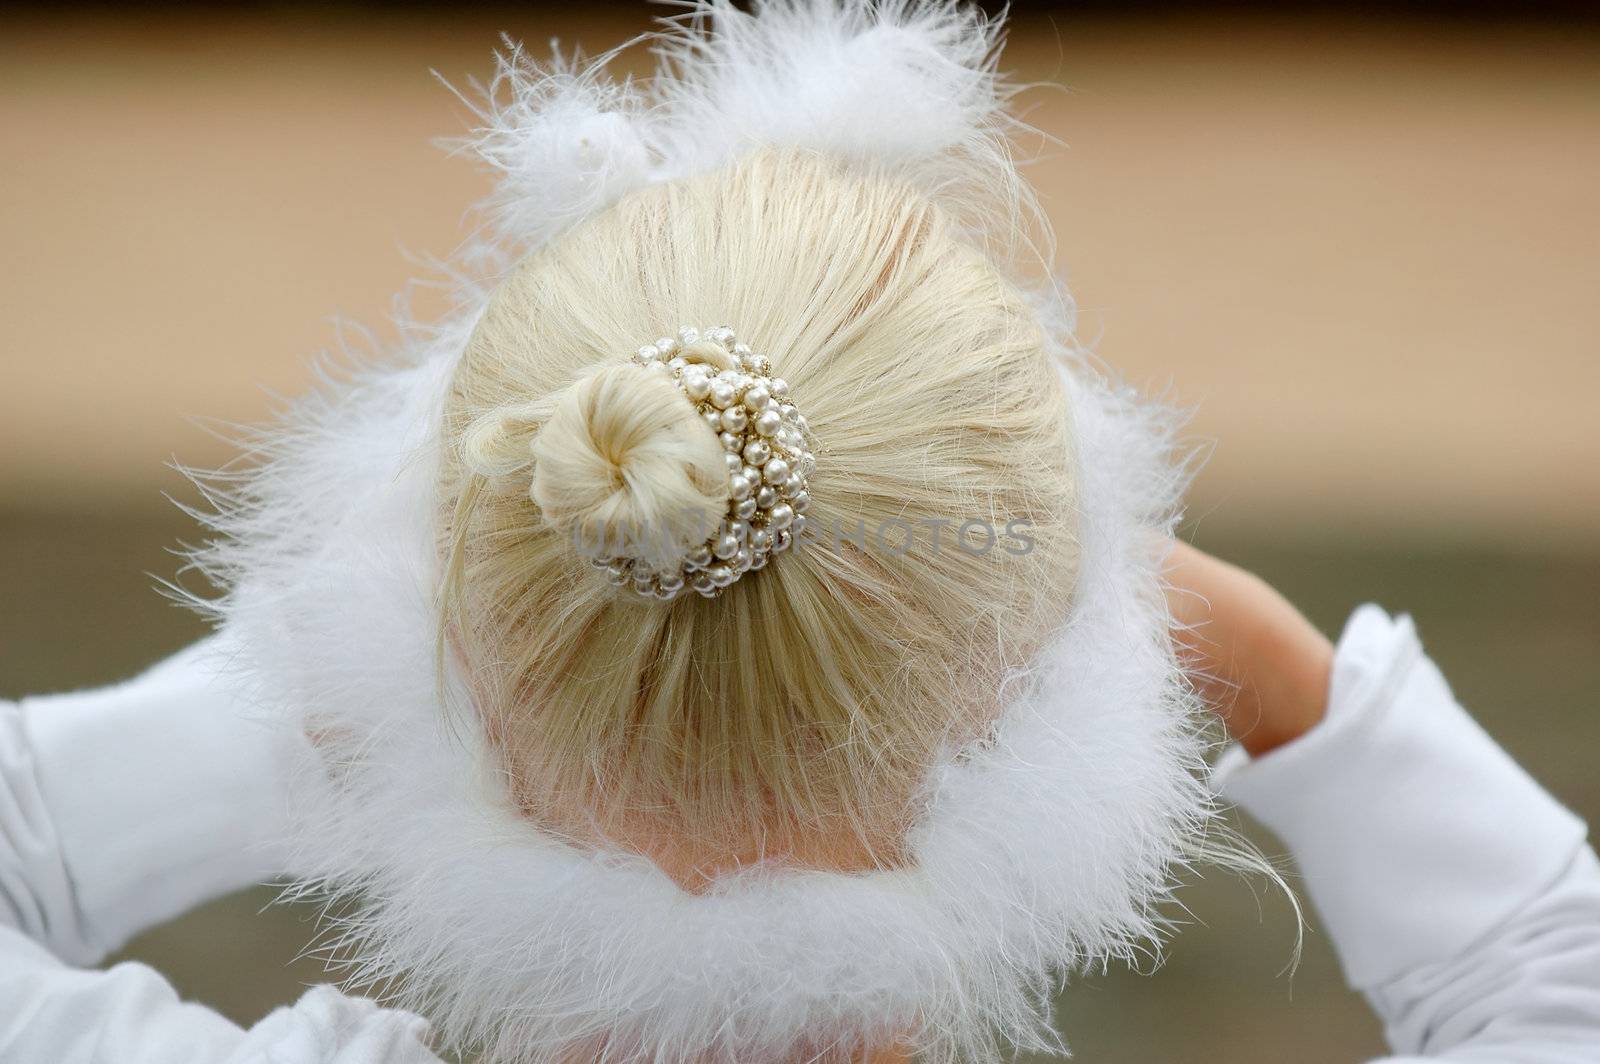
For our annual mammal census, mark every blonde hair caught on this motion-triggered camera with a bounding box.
[440,150,1078,859]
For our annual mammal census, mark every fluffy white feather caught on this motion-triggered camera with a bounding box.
[652,0,1003,166]
[454,43,652,255]
[456,0,1037,262]
[185,2,1216,1061]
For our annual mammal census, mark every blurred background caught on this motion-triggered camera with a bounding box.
[2,2,1596,1061]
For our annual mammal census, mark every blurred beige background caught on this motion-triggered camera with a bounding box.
[3,7,1597,538]
[2,5,1597,1062]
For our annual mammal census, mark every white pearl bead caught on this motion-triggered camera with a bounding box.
[720,405,749,432]
[720,431,741,452]
[790,490,810,514]
[742,464,761,483]
[751,528,773,552]
[636,345,660,362]
[742,440,771,466]
[769,377,789,398]
[749,553,768,570]
[687,544,714,569]
[691,572,714,592]
[684,372,712,401]
[791,514,807,537]
[658,573,684,592]
[678,326,700,346]
[728,519,750,542]
[743,384,770,411]
[762,457,791,484]
[710,381,736,409]
[655,337,679,356]
[734,497,758,519]
[772,530,792,553]
[756,486,778,509]
[755,410,782,437]
[605,564,629,585]
[734,547,753,570]
[729,474,753,501]
[767,503,794,530]
[708,564,736,588]
[751,355,772,375]
[724,453,744,474]
[713,534,739,560]
[783,473,804,496]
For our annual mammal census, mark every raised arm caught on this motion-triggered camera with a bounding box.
[0,636,438,1063]
[1168,542,1600,1062]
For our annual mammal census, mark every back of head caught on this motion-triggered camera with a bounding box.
[192,7,1220,1060]
[441,149,1078,867]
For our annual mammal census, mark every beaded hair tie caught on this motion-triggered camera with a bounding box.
[590,326,814,600]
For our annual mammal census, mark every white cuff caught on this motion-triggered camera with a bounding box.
[21,632,293,961]
[1214,604,1588,988]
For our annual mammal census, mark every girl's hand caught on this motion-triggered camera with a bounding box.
[1163,540,1334,757]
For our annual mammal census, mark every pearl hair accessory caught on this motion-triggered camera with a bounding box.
[590,325,814,600]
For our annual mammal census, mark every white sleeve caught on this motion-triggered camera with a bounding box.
[0,636,440,1064]
[1215,604,1600,1062]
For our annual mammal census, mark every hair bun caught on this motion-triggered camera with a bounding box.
[529,363,728,571]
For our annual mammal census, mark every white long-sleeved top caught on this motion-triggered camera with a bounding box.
[1,606,1596,1062]
[1215,606,1600,1062]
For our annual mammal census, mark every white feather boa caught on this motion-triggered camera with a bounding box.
[193,3,1212,1061]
